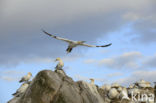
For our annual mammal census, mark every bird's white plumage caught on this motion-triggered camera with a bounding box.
[55,58,64,70]
[12,83,29,97]
[19,72,32,83]
[42,30,75,43]
[90,78,95,85]
[42,30,112,53]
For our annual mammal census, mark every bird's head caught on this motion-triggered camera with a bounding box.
[90,78,94,83]
[28,72,32,76]
[55,57,61,62]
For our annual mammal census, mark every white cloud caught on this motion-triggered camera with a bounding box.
[116,70,156,87]
[0,0,156,67]
[85,51,156,70]
[2,70,24,75]
[0,70,24,82]
[123,12,141,21]
[0,76,19,82]
[98,51,142,69]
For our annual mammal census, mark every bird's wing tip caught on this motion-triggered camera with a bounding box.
[41,29,46,33]
[98,43,112,47]
[109,43,112,45]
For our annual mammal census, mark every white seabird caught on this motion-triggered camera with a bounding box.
[108,88,119,99]
[19,72,32,83]
[90,78,95,85]
[135,79,151,88]
[12,83,29,97]
[111,83,120,88]
[42,30,112,53]
[55,57,64,70]
[120,88,130,100]
[101,84,111,92]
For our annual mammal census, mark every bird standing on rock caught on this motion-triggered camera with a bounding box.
[12,83,29,97]
[90,78,95,85]
[42,30,112,53]
[19,72,32,83]
[55,57,64,70]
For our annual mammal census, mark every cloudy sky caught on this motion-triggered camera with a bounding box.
[0,0,156,102]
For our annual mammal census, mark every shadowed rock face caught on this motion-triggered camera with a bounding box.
[8,70,107,103]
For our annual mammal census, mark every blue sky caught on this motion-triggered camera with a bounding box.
[0,0,156,102]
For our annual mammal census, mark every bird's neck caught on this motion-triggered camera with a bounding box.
[58,60,64,65]
[27,74,31,77]
[90,81,94,85]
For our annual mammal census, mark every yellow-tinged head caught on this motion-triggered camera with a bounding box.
[90,78,94,82]
[28,72,32,76]
[55,57,62,61]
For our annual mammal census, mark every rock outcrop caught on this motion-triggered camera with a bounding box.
[8,70,155,103]
[8,70,106,103]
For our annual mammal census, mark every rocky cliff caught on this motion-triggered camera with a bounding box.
[8,69,155,103]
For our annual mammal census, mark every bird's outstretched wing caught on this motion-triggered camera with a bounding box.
[42,29,75,43]
[80,43,112,47]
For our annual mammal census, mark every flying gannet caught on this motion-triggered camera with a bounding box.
[19,72,32,83]
[12,83,29,97]
[55,57,64,70]
[42,30,112,53]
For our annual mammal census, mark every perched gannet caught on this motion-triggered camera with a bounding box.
[19,72,32,83]
[111,83,120,88]
[120,88,130,100]
[101,84,111,92]
[117,86,123,92]
[108,88,119,99]
[135,79,151,88]
[90,78,95,85]
[42,30,112,53]
[12,83,29,97]
[55,57,64,70]
[128,84,134,89]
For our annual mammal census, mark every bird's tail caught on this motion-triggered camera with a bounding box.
[12,92,17,96]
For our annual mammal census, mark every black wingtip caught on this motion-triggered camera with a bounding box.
[41,29,47,34]
[101,43,112,47]
[41,29,52,36]
[12,92,17,96]
[108,43,112,46]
